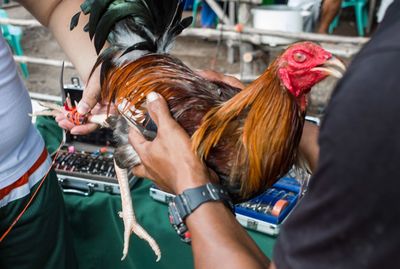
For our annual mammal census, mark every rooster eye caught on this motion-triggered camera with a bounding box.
[293,52,307,63]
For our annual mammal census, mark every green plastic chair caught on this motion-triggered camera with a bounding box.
[329,0,368,36]
[0,9,29,78]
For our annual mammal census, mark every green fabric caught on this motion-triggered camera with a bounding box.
[63,180,276,269]
[35,116,276,269]
[35,115,63,155]
[0,171,77,269]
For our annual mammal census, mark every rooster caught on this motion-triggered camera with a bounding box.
[37,0,345,262]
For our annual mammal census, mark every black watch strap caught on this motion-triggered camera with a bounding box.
[168,183,233,243]
[175,183,233,219]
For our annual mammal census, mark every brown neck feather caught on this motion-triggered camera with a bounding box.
[192,63,304,199]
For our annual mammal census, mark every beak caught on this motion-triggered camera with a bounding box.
[311,57,347,79]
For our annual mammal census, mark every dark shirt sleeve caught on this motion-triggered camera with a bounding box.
[273,48,400,269]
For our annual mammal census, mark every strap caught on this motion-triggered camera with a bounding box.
[175,183,233,220]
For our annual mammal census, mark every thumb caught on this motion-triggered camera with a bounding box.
[145,92,174,129]
[77,67,101,115]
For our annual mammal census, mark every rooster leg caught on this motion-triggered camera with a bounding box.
[113,160,161,262]
[31,101,109,127]
[38,101,64,111]
[30,101,65,119]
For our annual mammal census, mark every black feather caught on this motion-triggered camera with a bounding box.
[83,23,89,32]
[166,0,183,32]
[177,17,193,33]
[73,0,192,62]
[80,0,95,14]
[93,3,147,53]
[70,11,81,31]
[162,16,192,51]
[137,0,158,31]
[121,42,156,57]
[97,47,119,84]
[109,20,154,46]
[88,0,114,40]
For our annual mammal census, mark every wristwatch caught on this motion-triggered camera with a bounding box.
[168,183,234,243]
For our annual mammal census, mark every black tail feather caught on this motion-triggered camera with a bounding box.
[72,0,192,55]
[94,2,148,53]
[88,0,114,40]
[70,11,81,31]
[121,42,157,57]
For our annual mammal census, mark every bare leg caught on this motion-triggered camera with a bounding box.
[114,160,161,262]
[317,0,342,34]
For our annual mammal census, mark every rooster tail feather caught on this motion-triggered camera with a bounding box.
[88,47,119,83]
[121,42,156,58]
[160,16,193,52]
[80,0,96,14]
[93,2,143,53]
[70,12,81,31]
[69,0,96,30]
[87,0,115,39]
[71,0,113,33]
[157,0,191,52]
[99,47,120,82]
[73,0,192,55]
[86,46,119,114]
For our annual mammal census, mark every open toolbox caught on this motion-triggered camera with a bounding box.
[55,140,138,196]
[234,176,301,236]
[149,176,303,236]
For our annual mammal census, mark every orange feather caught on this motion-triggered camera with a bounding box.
[100,54,304,202]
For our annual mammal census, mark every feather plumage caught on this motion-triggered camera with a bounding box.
[73,0,338,203]
[68,0,343,262]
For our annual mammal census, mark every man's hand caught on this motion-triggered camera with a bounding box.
[55,66,108,135]
[128,92,212,194]
[55,102,111,135]
[76,65,102,116]
[196,70,245,89]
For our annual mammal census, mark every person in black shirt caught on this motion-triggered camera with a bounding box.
[128,0,400,268]
[274,1,400,267]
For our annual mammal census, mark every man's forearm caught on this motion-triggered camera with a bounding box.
[18,0,98,83]
[172,167,270,269]
[187,201,271,269]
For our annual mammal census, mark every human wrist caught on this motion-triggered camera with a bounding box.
[174,162,213,194]
[174,173,211,194]
[168,182,234,243]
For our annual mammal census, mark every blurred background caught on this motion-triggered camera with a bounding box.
[0,0,391,117]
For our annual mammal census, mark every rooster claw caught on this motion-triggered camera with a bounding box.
[114,161,161,262]
[119,211,161,262]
